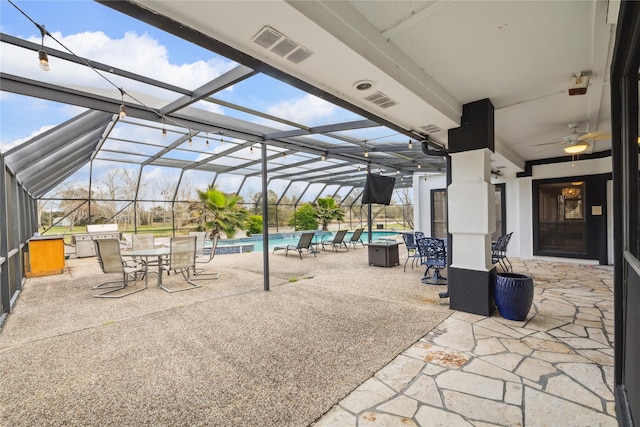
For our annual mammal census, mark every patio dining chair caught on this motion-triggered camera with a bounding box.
[416,237,447,285]
[402,232,421,272]
[93,238,147,298]
[347,228,365,249]
[193,233,221,278]
[273,232,316,259]
[189,231,208,256]
[492,232,513,272]
[160,235,201,292]
[131,233,163,269]
[321,229,349,252]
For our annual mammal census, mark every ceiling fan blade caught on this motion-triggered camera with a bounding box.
[533,141,563,147]
[578,131,611,141]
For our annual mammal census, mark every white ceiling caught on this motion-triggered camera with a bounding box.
[127,0,617,176]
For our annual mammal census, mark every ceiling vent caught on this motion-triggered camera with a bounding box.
[252,26,313,64]
[364,91,397,109]
[419,124,443,134]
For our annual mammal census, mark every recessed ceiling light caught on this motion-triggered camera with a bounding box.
[353,80,374,91]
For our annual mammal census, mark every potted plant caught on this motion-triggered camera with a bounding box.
[493,272,534,321]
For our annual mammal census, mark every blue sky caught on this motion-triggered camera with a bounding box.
[0,0,364,148]
[0,0,401,203]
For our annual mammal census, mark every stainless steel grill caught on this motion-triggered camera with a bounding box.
[71,224,120,258]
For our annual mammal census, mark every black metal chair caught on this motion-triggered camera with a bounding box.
[321,229,349,252]
[416,237,447,285]
[492,232,513,272]
[401,232,420,272]
[273,232,316,259]
[347,228,365,249]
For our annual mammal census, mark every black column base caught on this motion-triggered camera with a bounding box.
[449,266,496,316]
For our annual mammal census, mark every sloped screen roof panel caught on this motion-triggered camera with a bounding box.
[4,110,114,197]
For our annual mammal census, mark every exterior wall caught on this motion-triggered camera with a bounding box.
[412,155,615,263]
[413,173,447,235]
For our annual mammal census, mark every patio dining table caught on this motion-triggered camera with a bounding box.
[122,247,170,286]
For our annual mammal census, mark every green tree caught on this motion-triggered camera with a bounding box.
[189,187,250,238]
[288,204,318,231]
[313,196,345,231]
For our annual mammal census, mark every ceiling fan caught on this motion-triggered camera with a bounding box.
[535,123,611,154]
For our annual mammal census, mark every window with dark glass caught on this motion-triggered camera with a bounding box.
[537,181,586,254]
[431,189,447,238]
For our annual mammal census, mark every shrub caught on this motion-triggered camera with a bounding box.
[288,204,318,231]
[245,215,263,236]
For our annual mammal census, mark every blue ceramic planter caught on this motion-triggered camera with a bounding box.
[494,272,534,321]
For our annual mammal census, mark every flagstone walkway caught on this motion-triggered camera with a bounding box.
[312,259,617,426]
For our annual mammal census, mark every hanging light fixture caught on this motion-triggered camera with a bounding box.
[37,24,49,71]
[118,88,126,119]
[321,152,326,161]
[206,132,210,146]
[188,137,193,146]
[564,140,589,154]
[364,140,369,158]
[162,118,167,137]
[408,140,414,150]
[417,163,422,169]
[250,145,254,154]
[396,169,400,174]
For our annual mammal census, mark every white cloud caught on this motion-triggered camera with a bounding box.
[266,94,337,125]
[0,124,54,153]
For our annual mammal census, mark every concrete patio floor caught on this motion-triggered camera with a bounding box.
[0,242,616,426]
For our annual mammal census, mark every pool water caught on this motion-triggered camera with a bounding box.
[207,230,399,253]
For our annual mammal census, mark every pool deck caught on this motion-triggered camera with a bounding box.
[0,244,616,426]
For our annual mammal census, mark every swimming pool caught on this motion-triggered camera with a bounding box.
[207,230,400,254]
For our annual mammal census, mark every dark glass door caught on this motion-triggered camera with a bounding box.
[537,181,586,254]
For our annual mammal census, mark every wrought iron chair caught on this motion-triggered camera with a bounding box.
[401,232,420,272]
[414,231,426,240]
[416,237,447,285]
[347,228,365,249]
[160,235,201,292]
[321,229,349,252]
[492,232,513,272]
[93,238,147,298]
[273,232,316,259]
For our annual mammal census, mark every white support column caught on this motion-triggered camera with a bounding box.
[448,149,496,271]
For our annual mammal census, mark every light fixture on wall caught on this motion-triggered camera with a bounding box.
[37,24,49,71]
[568,71,590,96]
[564,140,589,154]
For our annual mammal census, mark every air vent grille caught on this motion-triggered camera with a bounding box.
[253,27,283,49]
[287,47,313,64]
[419,124,443,133]
[364,91,398,109]
[252,26,313,64]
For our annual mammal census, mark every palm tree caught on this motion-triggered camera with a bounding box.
[189,188,250,239]
[313,197,345,231]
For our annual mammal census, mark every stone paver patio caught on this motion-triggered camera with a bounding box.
[313,258,617,426]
